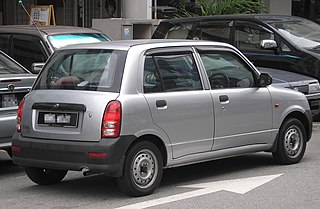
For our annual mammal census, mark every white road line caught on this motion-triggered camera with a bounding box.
[116,174,283,209]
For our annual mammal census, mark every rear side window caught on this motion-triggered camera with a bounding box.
[165,23,193,39]
[0,34,10,54]
[193,21,232,43]
[0,52,29,74]
[143,52,202,93]
[12,35,47,70]
[34,49,127,92]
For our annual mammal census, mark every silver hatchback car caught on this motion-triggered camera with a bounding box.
[12,40,312,196]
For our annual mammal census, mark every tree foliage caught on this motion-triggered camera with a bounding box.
[173,0,267,18]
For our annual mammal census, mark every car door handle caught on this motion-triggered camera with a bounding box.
[219,95,229,104]
[156,100,167,109]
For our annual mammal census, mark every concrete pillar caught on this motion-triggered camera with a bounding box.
[123,0,152,19]
[263,0,292,15]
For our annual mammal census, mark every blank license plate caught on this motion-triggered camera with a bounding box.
[39,112,78,127]
[2,94,18,108]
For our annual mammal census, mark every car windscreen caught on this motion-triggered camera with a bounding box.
[0,52,30,74]
[269,19,320,50]
[33,49,127,92]
[48,33,110,50]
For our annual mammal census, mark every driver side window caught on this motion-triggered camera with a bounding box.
[199,51,256,89]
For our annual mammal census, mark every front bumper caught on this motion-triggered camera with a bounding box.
[12,133,136,177]
[306,92,320,116]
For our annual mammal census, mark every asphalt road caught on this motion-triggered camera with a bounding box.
[1,124,319,209]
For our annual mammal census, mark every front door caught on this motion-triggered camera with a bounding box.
[197,48,273,150]
[233,21,302,74]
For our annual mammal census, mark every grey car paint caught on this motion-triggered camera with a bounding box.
[0,51,37,151]
[12,40,312,196]
[18,39,309,160]
[259,67,320,116]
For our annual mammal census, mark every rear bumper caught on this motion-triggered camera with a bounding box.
[12,133,136,177]
[306,93,320,116]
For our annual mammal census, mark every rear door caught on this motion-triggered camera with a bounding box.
[196,47,273,150]
[143,48,214,159]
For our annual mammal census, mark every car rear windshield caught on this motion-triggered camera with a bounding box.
[0,52,29,74]
[48,33,110,49]
[34,49,127,92]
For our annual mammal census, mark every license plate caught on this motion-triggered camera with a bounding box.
[2,94,18,108]
[56,114,71,124]
[39,112,78,127]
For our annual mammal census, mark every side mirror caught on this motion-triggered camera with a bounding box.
[259,73,272,87]
[260,40,278,50]
[31,63,45,74]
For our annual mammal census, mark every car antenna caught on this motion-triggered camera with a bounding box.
[18,0,41,32]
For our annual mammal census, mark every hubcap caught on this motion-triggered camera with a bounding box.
[284,125,303,158]
[132,149,158,189]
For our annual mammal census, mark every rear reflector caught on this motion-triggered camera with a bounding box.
[12,145,22,152]
[88,152,108,159]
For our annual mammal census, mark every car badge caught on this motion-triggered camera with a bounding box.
[7,84,15,91]
[53,103,60,109]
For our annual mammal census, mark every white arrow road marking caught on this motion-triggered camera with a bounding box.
[116,173,283,209]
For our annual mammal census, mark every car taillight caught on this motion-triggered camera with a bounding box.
[102,101,121,138]
[16,98,25,132]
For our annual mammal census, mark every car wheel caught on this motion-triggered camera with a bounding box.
[117,141,163,197]
[272,118,306,164]
[25,167,67,185]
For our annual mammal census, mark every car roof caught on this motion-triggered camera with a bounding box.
[159,14,307,24]
[58,39,235,51]
[0,25,103,36]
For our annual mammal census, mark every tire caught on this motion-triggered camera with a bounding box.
[117,141,163,197]
[25,167,67,185]
[272,118,307,164]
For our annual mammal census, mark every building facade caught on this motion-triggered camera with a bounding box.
[0,0,319,29]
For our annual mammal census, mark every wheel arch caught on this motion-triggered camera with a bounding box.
[272,110,312,152]
[124,134,168,168]
[283,111,312,142]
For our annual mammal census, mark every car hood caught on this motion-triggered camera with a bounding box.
[258,67,317,91]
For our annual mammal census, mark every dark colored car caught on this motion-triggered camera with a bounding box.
[152,14,320,118]
[0,50,37,157]
[0,25,111,73]
[259,67,320,116]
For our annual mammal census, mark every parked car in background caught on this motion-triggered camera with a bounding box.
[152,14,320,118]
[0,25,111,73]
[258,67,320,117]
[12,40,312,196]
[0,50,37,157]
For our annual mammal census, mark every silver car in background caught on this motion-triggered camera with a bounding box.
[0,50,36,157]
[12,40,312,196]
